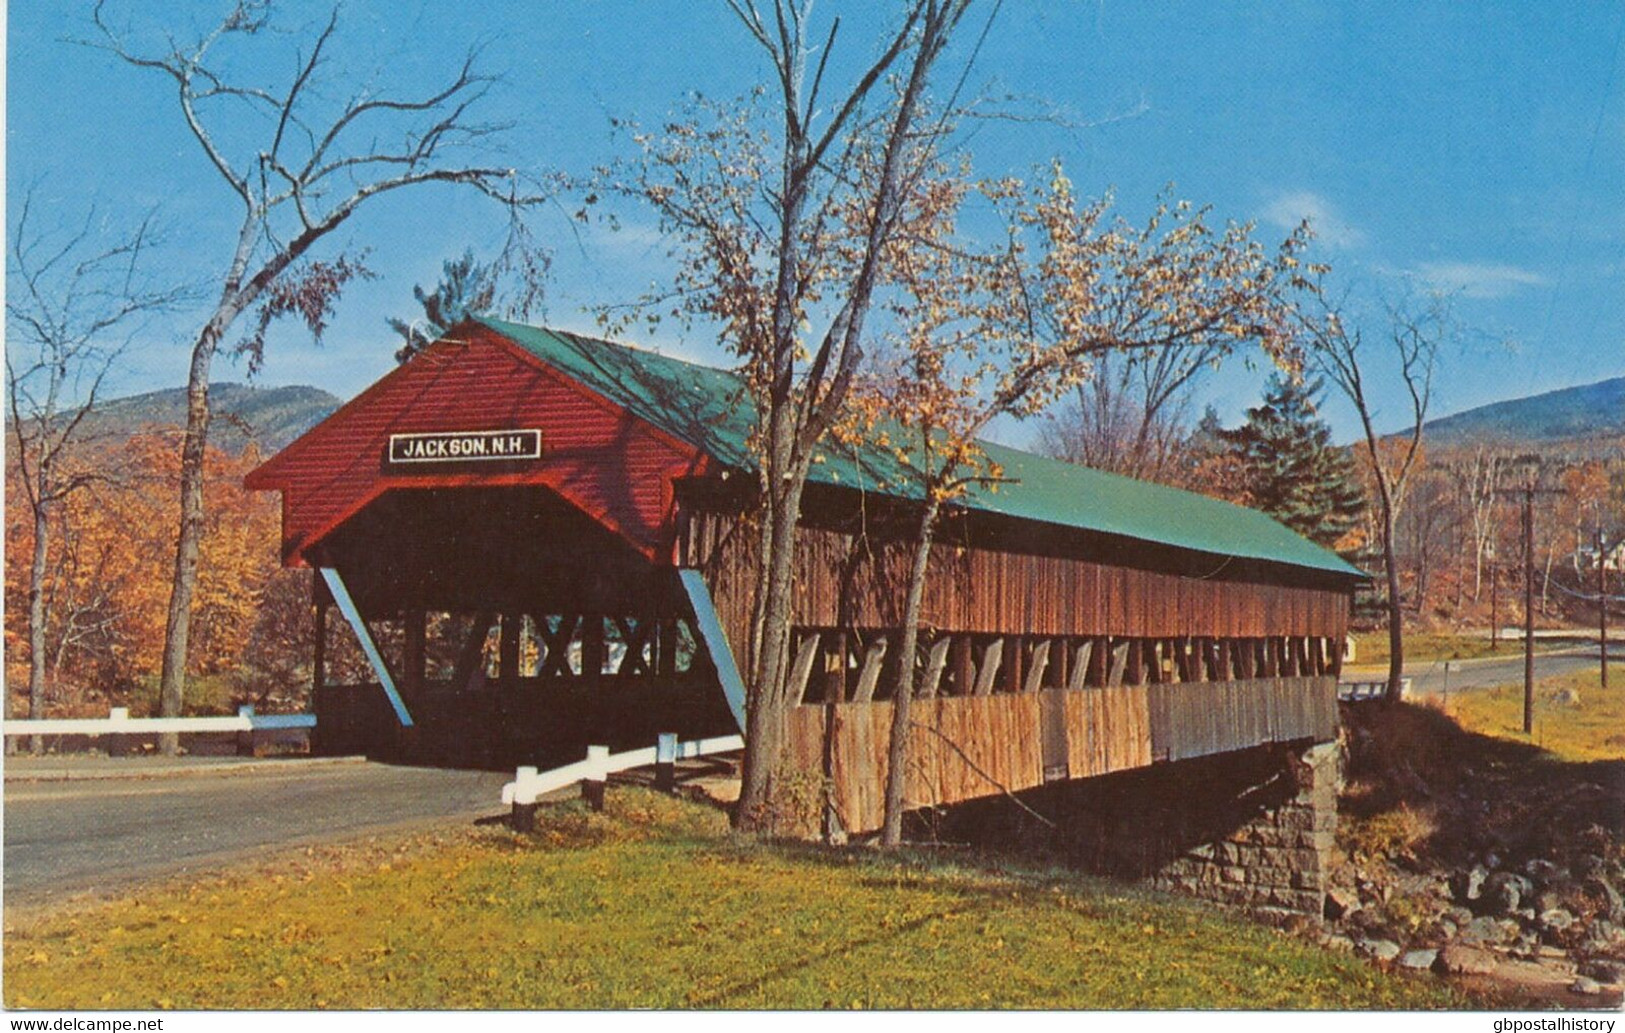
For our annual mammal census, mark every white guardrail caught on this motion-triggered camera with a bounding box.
[1337,677,1412,702]
[2,705,316,737]
[502,732,744,809]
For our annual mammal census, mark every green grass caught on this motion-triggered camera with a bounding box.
[1349,630,1565,667]
[4,790,1469,1011]
[1446,669,1625,763]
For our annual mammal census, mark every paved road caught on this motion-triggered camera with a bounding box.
[3,762,510,907]
[1350,644,1616,697]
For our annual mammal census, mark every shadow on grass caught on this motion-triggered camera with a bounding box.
[681,901,974,1007]
[1340,701,1623,868]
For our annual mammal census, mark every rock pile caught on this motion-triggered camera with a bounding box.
[1324,843,1625,986]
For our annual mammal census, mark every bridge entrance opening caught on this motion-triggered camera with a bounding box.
[307,485,735,768]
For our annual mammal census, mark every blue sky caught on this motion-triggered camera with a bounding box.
[7,1,1623,444]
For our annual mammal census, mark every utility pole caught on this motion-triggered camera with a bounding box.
[1497,479,1564,735]
[1490,559,1499,652]
[1599,520,1610,690]
[1523,487,1534,734]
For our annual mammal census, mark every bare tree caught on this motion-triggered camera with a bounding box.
[89,1,548,750]
[1457,446,1506,602]
[6,190,183,752]
[602,0,978,830]
[1398,471,1454,616]
[1305,294,1445,702]
[1035,335,1220,484]
[731,0,980,832]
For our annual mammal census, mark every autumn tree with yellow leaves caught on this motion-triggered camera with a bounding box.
[4,430,294,721]
[867,163,1318,845]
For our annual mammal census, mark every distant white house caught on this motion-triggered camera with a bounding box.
[1573,540,1625,573]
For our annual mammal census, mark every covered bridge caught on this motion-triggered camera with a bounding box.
[247,317,1362,837]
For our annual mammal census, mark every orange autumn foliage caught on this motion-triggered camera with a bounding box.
[4,427,297,715]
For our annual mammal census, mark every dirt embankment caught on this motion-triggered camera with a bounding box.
[1326,702,1624,1007]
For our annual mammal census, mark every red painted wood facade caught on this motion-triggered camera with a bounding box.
[246,322,713,570]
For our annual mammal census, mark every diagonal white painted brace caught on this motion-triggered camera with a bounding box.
[319,567,414,727]
[677,569,747,732]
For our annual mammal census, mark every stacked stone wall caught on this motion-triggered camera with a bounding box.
[1151,743,1339,914]
[934,740,1342,916]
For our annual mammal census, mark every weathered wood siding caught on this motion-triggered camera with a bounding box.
[1061,686,1154,777]
[1147,676,1337,763]
[788,694,1047,835]
[786,676,1336,836]
[676,506,1352,664]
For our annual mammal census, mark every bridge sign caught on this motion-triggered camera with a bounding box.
[387,429,543,465]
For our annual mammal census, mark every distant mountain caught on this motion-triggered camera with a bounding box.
[82,383,341,455]
[1420,376,1625,450]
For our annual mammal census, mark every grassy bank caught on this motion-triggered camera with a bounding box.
[5,790,1468,1011]
[1349,630,1549,667]
[1446,669,1624,763]
[1339,671,1622,877]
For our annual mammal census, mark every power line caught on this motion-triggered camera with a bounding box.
[1544,578,1625,604]
[1534,10,1625,355]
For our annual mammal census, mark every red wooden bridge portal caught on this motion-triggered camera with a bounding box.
[248,318,1362,843]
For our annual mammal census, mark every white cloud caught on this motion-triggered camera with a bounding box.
[1411,261,1548,300]
[585,217,668,259]
[1260,190,1365,249]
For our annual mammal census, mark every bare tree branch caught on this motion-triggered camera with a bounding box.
[6,186,184,745]
[82,0,553,746]
[1303,286,1446,700]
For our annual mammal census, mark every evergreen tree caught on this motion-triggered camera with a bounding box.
[1220,374,1366,549]
[387,250,497,363]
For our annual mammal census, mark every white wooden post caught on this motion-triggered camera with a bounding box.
[512,765,540,831]
[237,704,257,757]
[655,733,678,792]
[110,707,130,756]
[583,744,610,811]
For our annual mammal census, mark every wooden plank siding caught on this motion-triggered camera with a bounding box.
[247,323,711,566]
[787,694,1046,836]
[789,676,1336,836]
[675,505,1352,661]
[1061,686,1153,777]
[1148,676,1337,763]
[247,320,1359,783]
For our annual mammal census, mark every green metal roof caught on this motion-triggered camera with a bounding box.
[478,316,1366,580]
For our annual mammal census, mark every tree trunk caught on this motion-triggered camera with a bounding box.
[1382,500,1405,703]
[1472,533,1484,603]
[735,467,810,832]
[1454,531,1466,613]
[156,321,223,754]
[734,0,954,832]
[27,501,51,755]
[735,49,813,831]
[881,496,941,848]
[1414,538,1430,616]
[1541,547,1555,616]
